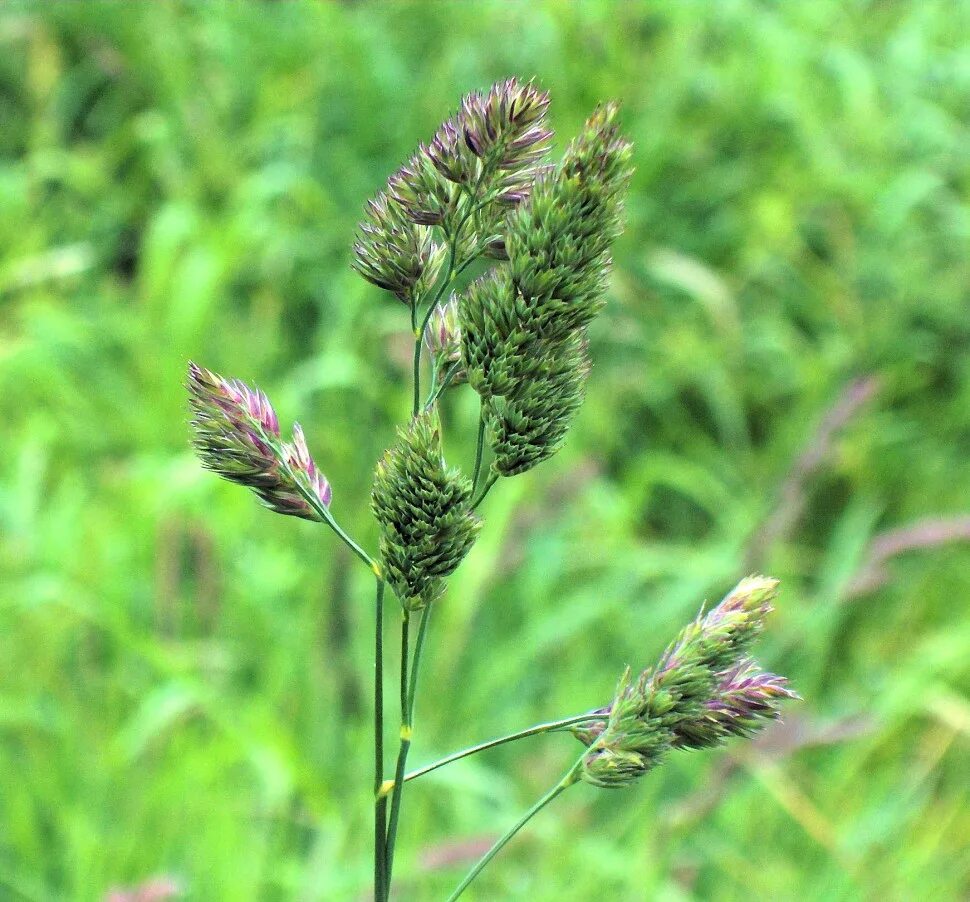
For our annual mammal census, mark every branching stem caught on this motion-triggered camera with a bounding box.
[375,712,606,793]
[471,471,498,510]
[425,359,462,409]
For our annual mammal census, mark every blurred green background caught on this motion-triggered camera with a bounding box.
[2,1,969,899]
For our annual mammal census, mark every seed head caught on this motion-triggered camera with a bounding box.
[575,577,795,788]
[580,668,672,789]
[458,104,632,478]
[372,412,482,608]
[388,152,457,227]
[352,191,442,302]
[674,658,799,750]
[187,363,331,520]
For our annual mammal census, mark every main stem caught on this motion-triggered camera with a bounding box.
[384,606,431,895]
[384,190,480,898]
[445,755,585,901]
[373,578,387,901]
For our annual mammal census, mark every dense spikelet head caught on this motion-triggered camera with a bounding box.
[187,363,331,520]
[387,78,552,237]
[422,79,552,191]
[575,576,795,787]
[673,659,799,750]
[461,79,551,162]
[658,575,778,681]
[352,190,442,301]
[388,152,458,227]
[631,575,779,735]
[487,336,591,476]
[460,78,553,203]
[502,102,633,341]
[580,668,672,789]
[456,102,632,481]
[371,412,482,609]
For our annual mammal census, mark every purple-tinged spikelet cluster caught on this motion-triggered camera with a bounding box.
[417,78,551,201]
[457,79,552,203]
[674,659,799,750]
[423,296,465,383]
[187,362,331,520]
[352,191,442,303]
[575,576,796,788]
[355,77,553,264]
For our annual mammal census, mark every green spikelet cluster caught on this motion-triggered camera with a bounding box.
[459,103,633,476]
[487,334,591,476]
[579,576,797,788]
[372,412,482,609]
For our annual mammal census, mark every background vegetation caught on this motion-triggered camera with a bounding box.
[1,1,968,899]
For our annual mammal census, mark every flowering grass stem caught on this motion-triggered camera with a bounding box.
[191,82,795,900]
[383,605,432,896]
[445,752,586,901]
[373,578,387,901]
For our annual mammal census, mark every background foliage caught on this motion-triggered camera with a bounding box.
[1,1,969,899]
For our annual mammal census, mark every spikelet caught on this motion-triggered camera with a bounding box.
[576,577,796,788]
[187,363,331,520]
[372,412,482,609]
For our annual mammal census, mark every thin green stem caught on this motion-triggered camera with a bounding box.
[411,301,421,416]
[324,513,381,576]
[470,471,498,510]
[373,578,387,902]
[446,754,586,901]
[293,476,381,576]
[381,713,606,790]
[411,192,488,418]
[406,604,431,723]
[382,606,415,897]
[424,359,462,410]
[470,407,486,494]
